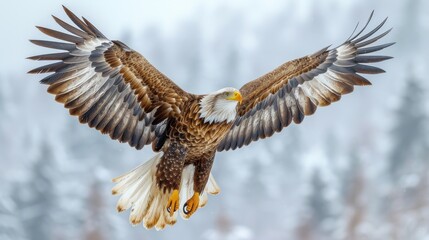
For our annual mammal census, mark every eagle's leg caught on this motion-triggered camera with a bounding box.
[183,192,200,217]
[184,155,214,217]
[156,141,187,216]
[167,189,180,216]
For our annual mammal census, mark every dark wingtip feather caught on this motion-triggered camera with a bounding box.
[28,62,64,74]
[39,78,52,85]
[82,17,107,39]
[352,17,388,44]
[36,26,83,43]
[357,42,395,54]
[27,52,70,61]
[29,39,75,51]
[346,21,360,42]
[355,28,392,48]
[355,55,393,63]
[62,5,96,36]
[349,10,375,41]
[62,5,72,15]
[51,15,91,39]
[354,64,386,74]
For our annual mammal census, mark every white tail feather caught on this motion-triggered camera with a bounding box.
[112,152,221,230]
[207,173,221,194]
[179,165,195,220]
[112,153,174,229]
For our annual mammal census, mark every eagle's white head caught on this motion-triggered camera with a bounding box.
[199,87,242,124]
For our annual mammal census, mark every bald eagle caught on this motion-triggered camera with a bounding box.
[28,6,394,230]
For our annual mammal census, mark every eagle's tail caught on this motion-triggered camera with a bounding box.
[111,152,220,230]
[112,153,170,229]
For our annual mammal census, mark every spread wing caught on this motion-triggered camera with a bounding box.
[218,12,394,151]
[28,6,191,149]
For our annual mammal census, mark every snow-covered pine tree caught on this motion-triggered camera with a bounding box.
[12,140,57,240]
[83,181,105,240]
[342,149,366,240]
[386,76,429,240]
[308,169,330,224]
[306,169,332,239]
[389,77,428,180]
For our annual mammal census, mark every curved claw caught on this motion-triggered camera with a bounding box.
[183,203,190,215]
[166,189,180,216]
[183,192,200,217]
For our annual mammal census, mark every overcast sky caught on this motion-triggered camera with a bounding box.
[0,0,364,75]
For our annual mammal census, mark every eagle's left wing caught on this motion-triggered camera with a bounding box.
[218,12,394,151]
[28,6,191,150]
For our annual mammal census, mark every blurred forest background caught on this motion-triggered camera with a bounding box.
[0,0,428,240]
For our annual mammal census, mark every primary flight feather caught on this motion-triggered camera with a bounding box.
[28,6,394,230]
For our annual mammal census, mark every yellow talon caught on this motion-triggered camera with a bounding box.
[167,189,180,216]
[183,192,200,217]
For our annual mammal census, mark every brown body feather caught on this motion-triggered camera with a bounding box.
[156,98,232,193]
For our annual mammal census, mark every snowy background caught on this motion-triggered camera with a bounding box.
[1,0,428,239]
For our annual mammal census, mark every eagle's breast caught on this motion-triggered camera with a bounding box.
[171,99,233,151]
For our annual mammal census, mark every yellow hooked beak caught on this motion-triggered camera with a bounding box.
[227,90,243,104]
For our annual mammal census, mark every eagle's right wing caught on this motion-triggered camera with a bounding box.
[218,12,394,151]
[28,6,191,149]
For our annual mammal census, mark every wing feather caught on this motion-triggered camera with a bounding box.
[218,12,394,151]
[29,6,190,149]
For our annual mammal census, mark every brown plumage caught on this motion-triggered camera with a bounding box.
[28,6,394,230]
